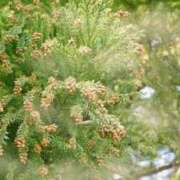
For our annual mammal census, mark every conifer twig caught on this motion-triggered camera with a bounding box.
[76,120,93,125]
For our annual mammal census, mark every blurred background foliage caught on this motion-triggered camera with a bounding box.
[0,0,180,9]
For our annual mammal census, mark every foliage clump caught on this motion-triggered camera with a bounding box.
[0,0,180,179]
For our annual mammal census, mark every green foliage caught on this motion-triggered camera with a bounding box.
[0,0,180,179]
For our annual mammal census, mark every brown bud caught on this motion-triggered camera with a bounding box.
[15,137,26,148]
[41,138,49,147]
[34,144,42,154]
[19,152,28,164]
[38,165,48,177]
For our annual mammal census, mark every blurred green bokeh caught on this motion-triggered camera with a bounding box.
[1,0,180,9]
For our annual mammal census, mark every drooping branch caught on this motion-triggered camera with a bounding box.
[125,162,180,180]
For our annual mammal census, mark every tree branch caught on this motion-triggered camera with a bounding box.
[76,120,93,125]
[138,162,180,177]
[126,162,180,180]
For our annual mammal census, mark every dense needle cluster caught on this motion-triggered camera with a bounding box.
[0,0,179,179]
[98,115,126,141]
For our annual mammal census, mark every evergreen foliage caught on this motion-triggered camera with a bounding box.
[0,0,179,179]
